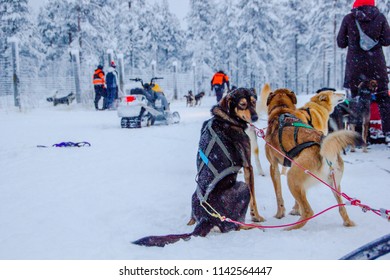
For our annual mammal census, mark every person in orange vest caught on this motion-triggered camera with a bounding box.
[93,65,106,110]
[211,70,230,102]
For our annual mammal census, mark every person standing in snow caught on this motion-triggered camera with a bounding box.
[92,65,106,110]
[211,70,230,103]
[152,83,170,112]
[104,61,119,110]
[337,0,390,146]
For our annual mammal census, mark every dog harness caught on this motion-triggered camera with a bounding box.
[196,119,242,202]
[302,107,313,127]
[278,113,321,167]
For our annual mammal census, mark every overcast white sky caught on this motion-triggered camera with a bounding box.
[28,0,190,26]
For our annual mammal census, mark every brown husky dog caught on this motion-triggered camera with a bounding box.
[133,88,263,247]
[264,88,361,230]
[298,90,346,135]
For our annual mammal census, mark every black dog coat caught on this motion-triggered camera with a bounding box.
[191,105,251,234]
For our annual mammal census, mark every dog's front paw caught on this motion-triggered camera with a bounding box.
[186,218,195,226]
[289,209,300,216]
[251,213,265,223]
[274,211,285,219]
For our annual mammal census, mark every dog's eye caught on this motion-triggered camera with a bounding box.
[238,102,247,109]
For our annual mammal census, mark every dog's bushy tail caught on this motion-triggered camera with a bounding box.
[257,83,272,115]
[132,233,192,247]
[320,130,362,159]
[132,220,215,247]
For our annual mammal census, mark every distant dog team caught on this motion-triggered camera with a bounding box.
[184,91,205,107]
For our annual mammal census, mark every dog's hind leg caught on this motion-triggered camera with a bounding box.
[216,181,252,232]
[286,167,314,230]
[289,201,300,216]
[331,185,355,227]
[328,155,355,227]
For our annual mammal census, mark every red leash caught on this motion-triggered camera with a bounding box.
[201,123,389,229]
[247,123,390,223]
[223,204,346,230]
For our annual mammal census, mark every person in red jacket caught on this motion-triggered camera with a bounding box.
[93,65,106,110]
[211,70,230,102]
[337,0,390,146]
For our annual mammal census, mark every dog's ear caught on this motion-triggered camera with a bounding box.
[219,94,231,114]
[287,91,297,104]
[319,93,329,102]
[266,92,275,106]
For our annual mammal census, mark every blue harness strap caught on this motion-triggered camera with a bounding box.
[198,149,209,165]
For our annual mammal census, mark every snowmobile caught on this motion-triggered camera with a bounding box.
[117,77,180,128]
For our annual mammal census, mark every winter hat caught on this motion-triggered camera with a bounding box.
[97,64,103,69]
[110,61,116,68]
[352,0,375,8]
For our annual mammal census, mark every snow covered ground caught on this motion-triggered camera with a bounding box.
[0,94,389,260]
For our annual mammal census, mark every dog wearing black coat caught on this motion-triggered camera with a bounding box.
[349,80,378,152]
[133,88,264,247]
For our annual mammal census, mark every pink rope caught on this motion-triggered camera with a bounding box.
[246,123,390,224]
[224,204,345,229]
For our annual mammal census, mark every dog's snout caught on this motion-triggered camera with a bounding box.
[251,113,258,122]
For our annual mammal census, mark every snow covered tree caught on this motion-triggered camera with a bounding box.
[185,0,216,89]
[236,0,282,88]
[212,0,239,85]
[305,0,350,91]
[0,0,42,75]
[38,0,118,66]
[113,0,153,71]
[37,0,77,62]
[150,0,185,71]
[0,0,30,51]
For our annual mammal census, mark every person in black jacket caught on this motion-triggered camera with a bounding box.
[337,0,390,145]
[105,61,119,110]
